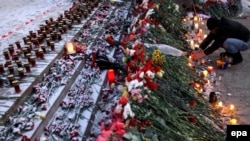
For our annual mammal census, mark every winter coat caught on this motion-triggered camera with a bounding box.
[200,17,250,55]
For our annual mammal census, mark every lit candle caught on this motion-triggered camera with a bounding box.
[206,66,213,73]
[229,104,235,114]
[230,118,237,125]
[193,16,198,21]
[199,29,203,34]
[194,23,199,29]
[108,69,115,84]
[218,101,223,107]
[201,70,208,78]
[190,40,194,49]
[188,62,193,68]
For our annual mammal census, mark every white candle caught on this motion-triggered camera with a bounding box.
[190,40,194,49]
[194,23,199,29]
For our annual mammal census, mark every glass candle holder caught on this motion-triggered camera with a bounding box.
[30,56,37,67]
[3,50,10,60]
[38,34,43,43]
[15,41,22,49]
[7,74,14,86]
[26,53,31,62]
[29,31,33,37]
[50,42,55,51]
[34,48,39,57]
[12,53,19,61]
[38,50,44,60]
[5,60,12,67]
[42,31,47,38]
[57,32,62,40]
[0,78,3,87]
[8,44,15,55]
[32,38,39,47]
[23,37,27,45]
[24,62,31,73]
[18,68,25,79]
[22,48,28,58]
[46,38,51,46]
[32,32,37,38]
[51,33,56,41]
[12,80,21,93]
[0,63,5,74]
[8,65,14,74]
[41,45,46,53]
[16,60,22,68]
[50,17,54,23]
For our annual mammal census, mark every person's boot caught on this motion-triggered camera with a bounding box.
[230,51,243,65]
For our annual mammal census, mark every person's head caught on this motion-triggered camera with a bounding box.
[207,17,220,33]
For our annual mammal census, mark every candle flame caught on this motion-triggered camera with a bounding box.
[188,62,193,67]
[230,118,237,125]
[218,101,223,107]
[230,104,235,111]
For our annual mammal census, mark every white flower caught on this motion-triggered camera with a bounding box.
[126,79,144,92]
[123,103,135,119]
[115,104,123,114]
[139,72,144,78]
[146,70,155,78]
[145,9,154,18]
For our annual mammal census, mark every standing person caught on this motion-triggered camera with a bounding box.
[199,17,250,65]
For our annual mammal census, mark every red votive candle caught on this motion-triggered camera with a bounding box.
[15,41,22,49]
[50,42,55,51]
[41,45,46,53]
[13,53,19,61]
[0,63,5,74]
[18,68,25,79]
[13,80,21,93]
[8,65,14,74]
[3,50,10,60]
[38,50,44,60]
[24,62,31,73]
[16,60,22,68]
[7,74,14,86]
[30,56,36,67]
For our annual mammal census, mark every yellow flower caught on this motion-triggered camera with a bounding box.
[122,90,129,97]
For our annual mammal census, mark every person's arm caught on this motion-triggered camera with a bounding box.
[203,40,220,55]
[199,33,214,50]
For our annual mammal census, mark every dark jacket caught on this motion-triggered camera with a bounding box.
[200,17,250,55]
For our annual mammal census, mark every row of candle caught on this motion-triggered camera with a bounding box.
[185,14,238,125]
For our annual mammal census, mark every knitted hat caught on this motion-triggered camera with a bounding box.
[207,17,220,30]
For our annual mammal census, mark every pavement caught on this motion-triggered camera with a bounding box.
[209,5,250,125]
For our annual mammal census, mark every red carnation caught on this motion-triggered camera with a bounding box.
[188,116,197,123]
[119,96,128,105]
[189,100,197,108]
